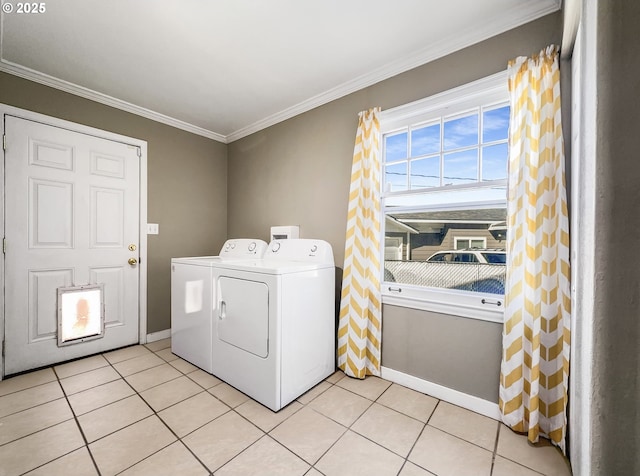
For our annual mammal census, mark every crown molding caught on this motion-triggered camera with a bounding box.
[0,59,227,143]
[1,0,559,145]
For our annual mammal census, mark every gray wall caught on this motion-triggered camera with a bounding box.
[0,72,228,333]
[228,13,562,402]
[382,305,502,401]
[588,0,640,473]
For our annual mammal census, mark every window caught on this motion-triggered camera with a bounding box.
[380,72,509,322]
[454,237,486,249]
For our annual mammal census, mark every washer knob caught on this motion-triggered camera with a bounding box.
[310,244,318,253]
[248,242,256,251]
[230,243,236,249]
[272,242,281,252]
[225,243,230,250]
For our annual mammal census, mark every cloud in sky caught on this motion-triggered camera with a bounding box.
[483,106,510,142]
[444,114,478,150]
[385,132,408,162]
[411,123,440,156]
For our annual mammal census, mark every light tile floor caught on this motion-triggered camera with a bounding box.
[0,339,573,476]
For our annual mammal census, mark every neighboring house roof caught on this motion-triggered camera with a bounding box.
[386,208,506,234]
[385,215,420,234]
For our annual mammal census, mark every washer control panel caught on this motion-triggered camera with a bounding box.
[220,239,268,258]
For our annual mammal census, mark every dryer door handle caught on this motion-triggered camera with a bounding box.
[219,300,226,319]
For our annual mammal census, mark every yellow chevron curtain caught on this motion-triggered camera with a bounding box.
[499,46,571,453]
[337,108,382,379]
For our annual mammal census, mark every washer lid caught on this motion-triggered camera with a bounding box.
[171,256,222,267]
[171,238,268,266]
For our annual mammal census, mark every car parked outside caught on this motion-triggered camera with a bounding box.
[426,249,506,264]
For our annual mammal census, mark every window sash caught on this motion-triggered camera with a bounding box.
[382,104,509,193]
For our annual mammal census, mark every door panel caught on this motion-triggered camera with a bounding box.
[4,116,141,375]
[91,187,124,248]
[91,151,126,178]
[30,137,74,170]
[29,269,74,340]
[217,276,269,358]
[29,179,74,248]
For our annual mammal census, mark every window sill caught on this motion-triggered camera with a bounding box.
[381,283,504,324]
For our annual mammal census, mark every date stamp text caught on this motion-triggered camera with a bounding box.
[2,2,47,14]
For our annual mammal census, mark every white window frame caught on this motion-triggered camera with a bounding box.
[454,237,487,250]
[380,71,508,323]
[384,237,403,260]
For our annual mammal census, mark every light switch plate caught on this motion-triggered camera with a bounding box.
[147,223,159,235]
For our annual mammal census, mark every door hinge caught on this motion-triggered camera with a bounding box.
[2,134,5,151]
[1,340,5,358]
[136,147,141,158]
[2,238,5,254]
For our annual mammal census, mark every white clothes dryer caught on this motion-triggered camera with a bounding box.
[210,239,335,411]
[171,239,267,372]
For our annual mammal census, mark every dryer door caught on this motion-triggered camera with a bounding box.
[217,276,269,358]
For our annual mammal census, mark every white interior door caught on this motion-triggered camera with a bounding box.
[4,115,141,375]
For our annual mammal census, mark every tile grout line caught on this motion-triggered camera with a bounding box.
[297,375,438,474]
[396,398,441,476]
[489,421,557,476]
[54,347,178,475]
[0,399,89,473]
[0,374,94,473]
[308,379,395,474]
[282,379,350,474]
[52,364,102,476]
[141,344,250,474]
[263,375,352,474]
[489,418,501,475]
[107,348,214,476]
[0,384,63,421]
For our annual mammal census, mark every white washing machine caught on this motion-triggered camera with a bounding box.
[211,239,335,411]
[171,239,267,372]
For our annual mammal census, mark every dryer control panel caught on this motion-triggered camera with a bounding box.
[267,239,334,265]
[220,239,268,258]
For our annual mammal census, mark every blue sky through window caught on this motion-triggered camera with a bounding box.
[443,149,478,185]
[411,123,440,156]
[482,106,510,142]
[385,132,407,162]
[410,157,440,188]
[482,143,508,180]
[385,162,408,191]
[383,103,509,191]
[444,114,478,150]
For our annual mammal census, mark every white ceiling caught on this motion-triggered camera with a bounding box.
[0,0,559,143]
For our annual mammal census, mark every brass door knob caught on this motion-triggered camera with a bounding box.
[128,258,138,265]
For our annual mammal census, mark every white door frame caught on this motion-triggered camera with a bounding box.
[0,104,148,380]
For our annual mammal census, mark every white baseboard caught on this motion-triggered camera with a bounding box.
[146,329,171,343]
[381,366,501,420]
